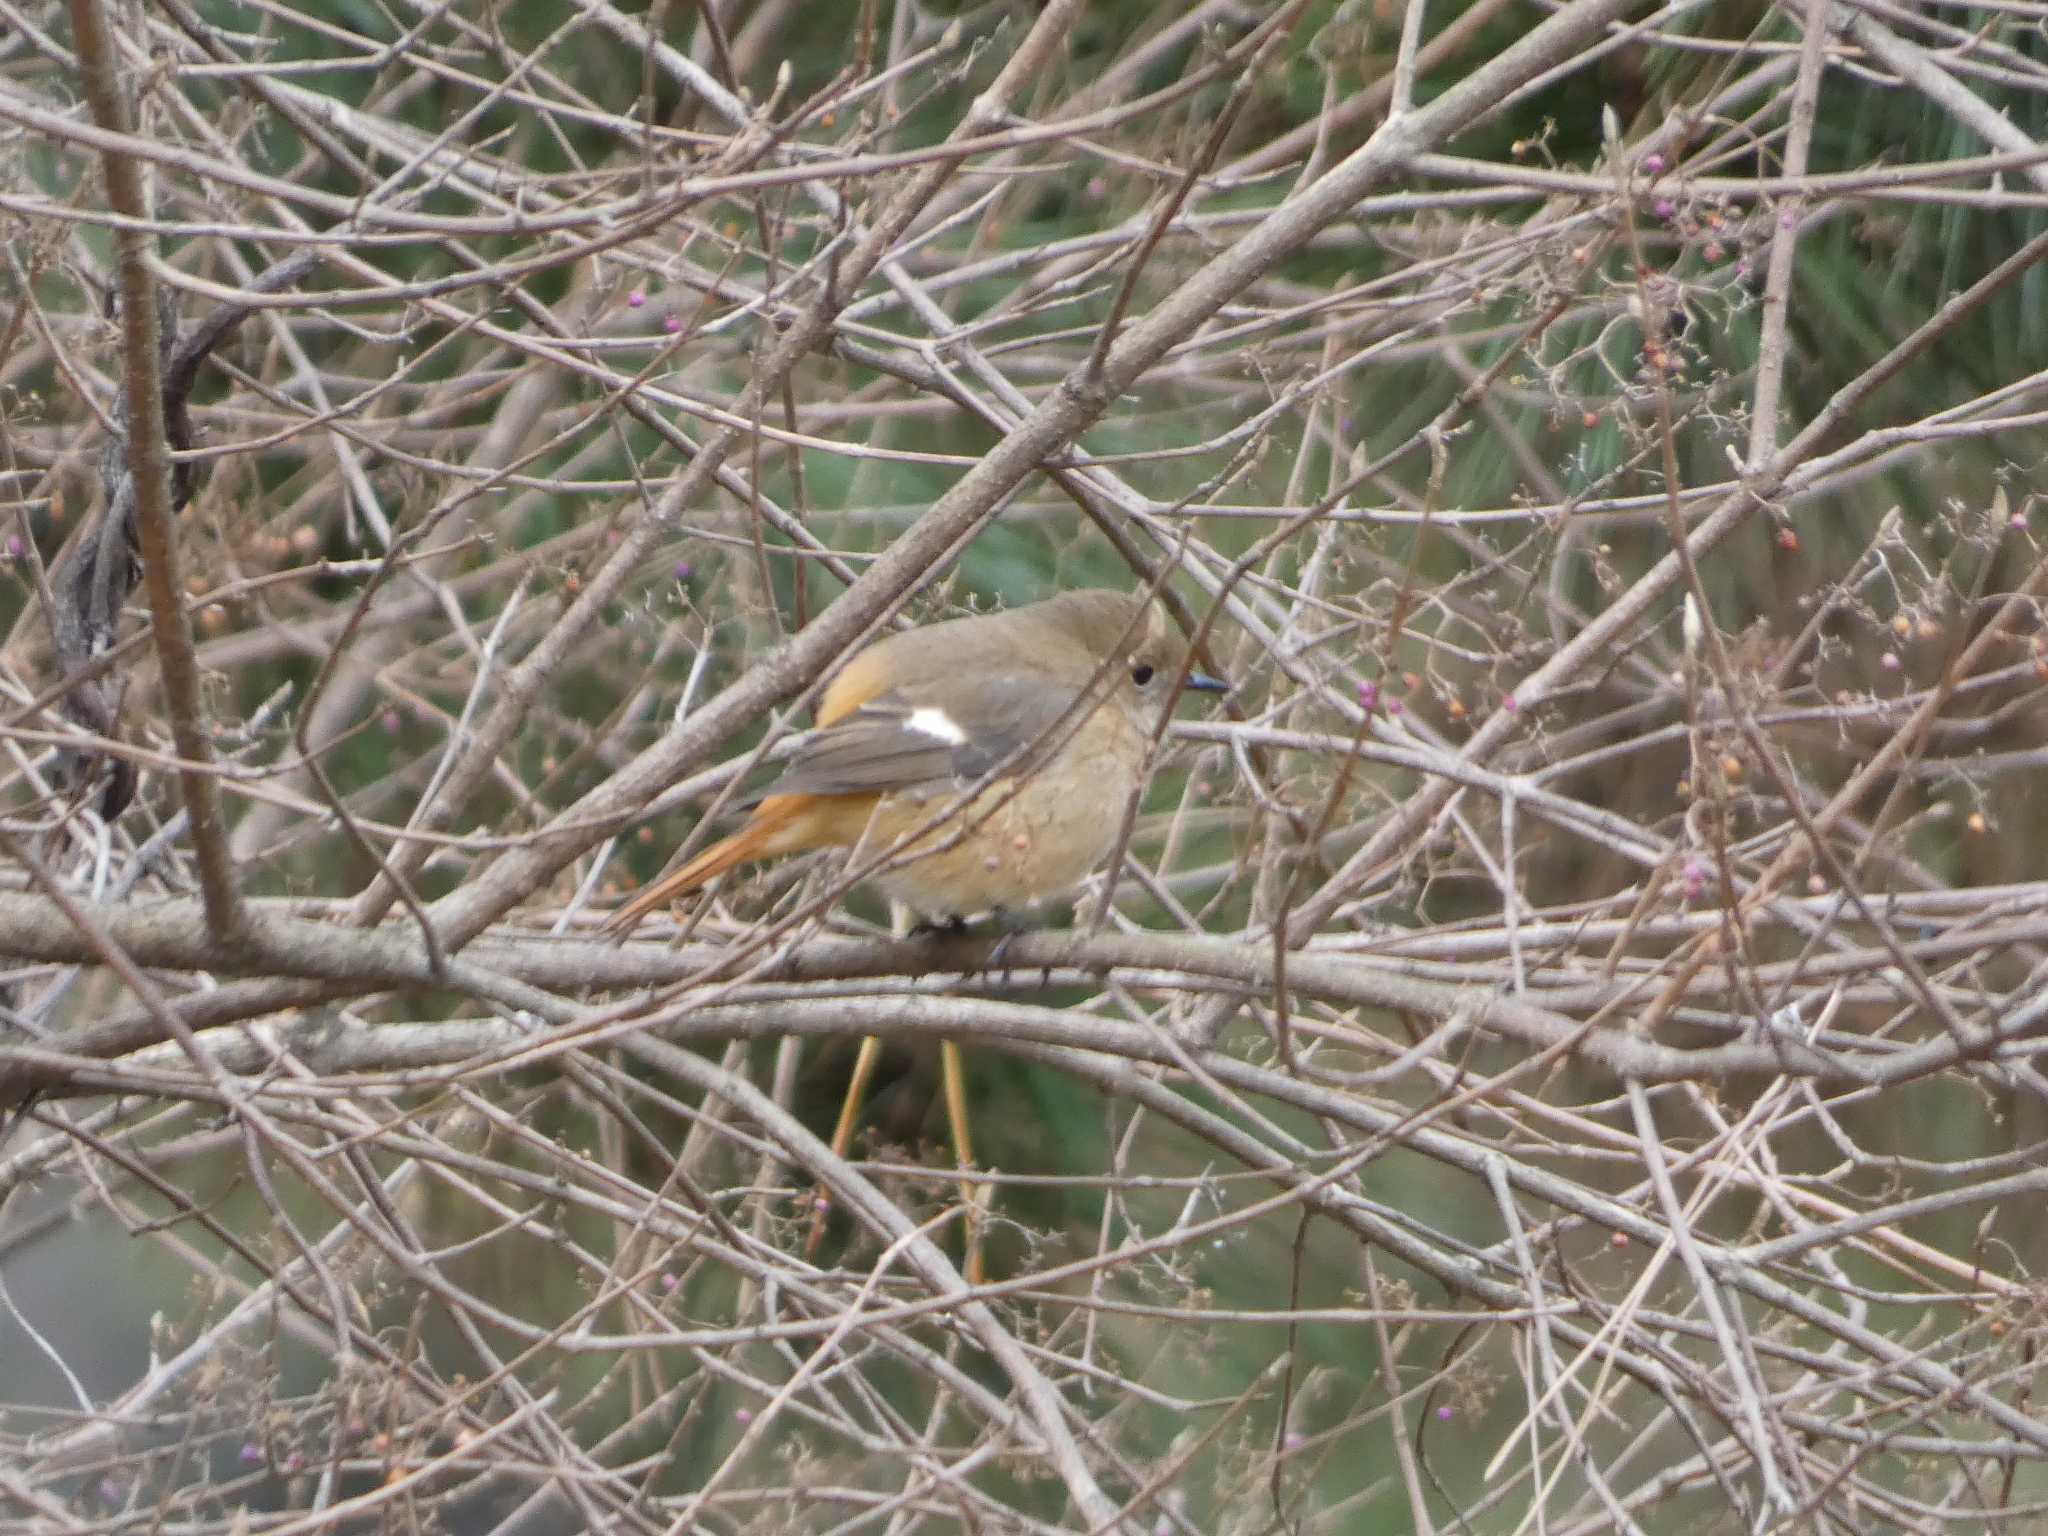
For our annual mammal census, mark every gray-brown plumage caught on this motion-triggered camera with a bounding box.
[607,589,1224,929]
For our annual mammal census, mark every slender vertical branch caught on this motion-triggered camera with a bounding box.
[66,0,243,939]
[1745,0,1830,471]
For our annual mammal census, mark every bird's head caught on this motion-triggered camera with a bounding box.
[1046,589,1229,729]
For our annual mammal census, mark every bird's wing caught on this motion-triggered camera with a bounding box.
[767,675,1088,800]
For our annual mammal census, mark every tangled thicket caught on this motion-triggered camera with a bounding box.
[6,0,2048,1531]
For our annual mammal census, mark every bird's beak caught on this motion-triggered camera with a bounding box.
[1184,671,1230,695]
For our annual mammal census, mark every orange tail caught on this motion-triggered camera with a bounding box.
[606,795,817,933]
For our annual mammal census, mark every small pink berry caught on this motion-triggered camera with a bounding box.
[1880,651,1901,673]
[734,1408,753,1425]
[1682,858,1708,902]
[5,535,22,560]
[239,1443,263,1466]
[661,1272,679,1292]
[284,1451,304,1474]
[1385,697,1403,716]
[673,561,692,582]
[1358,680,1380,713]
[626,290,646,308]
[1704,241,1724,262]
[1654,198,1676,219]
[1437,1405,1454,1421]
[662,313,681,334]
[1502,693,1518,713]
[381,709,401,736]
[1642,152,1665,174]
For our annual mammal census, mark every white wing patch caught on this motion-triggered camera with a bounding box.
[904,706,968,745]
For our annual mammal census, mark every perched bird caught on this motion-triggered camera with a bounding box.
[607,588,1226,931]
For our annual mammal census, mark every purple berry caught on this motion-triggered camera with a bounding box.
[1682,858,1708,901]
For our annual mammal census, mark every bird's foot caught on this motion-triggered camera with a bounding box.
[911,909,1030,983]
[985,923,1019,982]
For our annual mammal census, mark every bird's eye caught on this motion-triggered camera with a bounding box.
[1131,663,1156,686]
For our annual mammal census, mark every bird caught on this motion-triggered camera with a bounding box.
[606,588,1226,932]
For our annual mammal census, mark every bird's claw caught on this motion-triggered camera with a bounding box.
[986,929,1017,982]
[909,910,1027,984]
